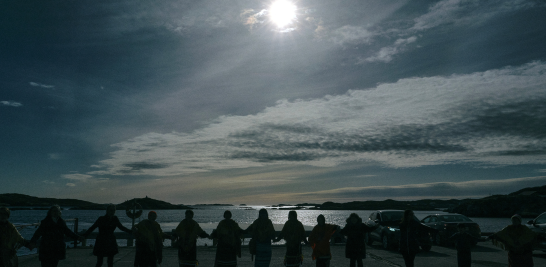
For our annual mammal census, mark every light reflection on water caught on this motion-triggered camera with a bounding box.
[11,206,518,256]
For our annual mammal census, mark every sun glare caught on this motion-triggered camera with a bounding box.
[269,0,297,28]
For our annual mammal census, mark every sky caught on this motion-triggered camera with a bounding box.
[1,0,545,205]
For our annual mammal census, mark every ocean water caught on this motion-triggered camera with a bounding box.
[10,206,518,256]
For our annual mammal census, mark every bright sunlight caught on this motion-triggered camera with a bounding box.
[269,0,297,28]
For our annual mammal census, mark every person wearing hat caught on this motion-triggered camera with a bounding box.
[488,214,537,267]
[173,210,209,267]
[0,207,30,267]
[133,211,170,267]
[449,223,480,267]
[210,210,245,267]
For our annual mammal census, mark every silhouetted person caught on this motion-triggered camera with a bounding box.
[173,209,209,266]
[29,205,84,267]
[398,210,435,267]
[83,204,132,267]
[450,223,480,267]
[0,207,30,267]
[210,210,245,267]
[133,211,168,267]
[340,213,378,267]
[488,214,537,267]
[245,209,276,267]
[274,210,308,266]
[308,214,339,267]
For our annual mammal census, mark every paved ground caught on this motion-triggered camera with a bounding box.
[18,242,546,267]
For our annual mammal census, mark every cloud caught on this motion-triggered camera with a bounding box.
[66,183,76,187]
[62,173,93,182]
[361,0,541,63]
[411,0,538,31]
[42,180,55,184]
[295,176,546,201]
[1,101,22,107]
[29,82,55,89]
[363,36,417,63]
[48,153,61,160]
[90,61,546,177]
[330,25,374,45]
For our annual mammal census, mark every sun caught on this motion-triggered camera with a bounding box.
[269,0,297,28]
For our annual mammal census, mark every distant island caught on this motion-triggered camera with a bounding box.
[0,194,192,210]
[1,184,545,217]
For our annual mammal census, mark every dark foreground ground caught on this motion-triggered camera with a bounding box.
[18,242,546,267]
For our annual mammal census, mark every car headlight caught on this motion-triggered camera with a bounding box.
[389,227,396,232]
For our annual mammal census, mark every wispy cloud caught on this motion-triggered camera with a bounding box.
[29,82,55,89]
[66,183,76,187]
[1,101,22,107]
[91,61,546,177]
[359,0,541,63]
[42,180,55,184]
[62,173,93,182]
[363,36,417,63]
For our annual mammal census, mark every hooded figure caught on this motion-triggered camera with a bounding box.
[133,211,167,267]
[275,211,308,267]
[210,210,245,267]
[174,210,209,266]
[398,210,435,267]
[245,209,276,267]
[308,214,338,267]
[489,214,537,267]
[340,213,378,267]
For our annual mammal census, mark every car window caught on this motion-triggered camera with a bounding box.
[439,215,472,222]
[381,212,404,222]
[422,217,430,223]
[536,213,546,224]
[430,217,438,223]
[369,213,375,220]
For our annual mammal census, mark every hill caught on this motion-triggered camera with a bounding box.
[0,194,192,210]
[447,184,546,217]
[0,193,97,209]
[312,199,462,211]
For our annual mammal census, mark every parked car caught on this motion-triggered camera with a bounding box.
[366,210,433,251]
[420,213,481,246]
[525,211,546,251]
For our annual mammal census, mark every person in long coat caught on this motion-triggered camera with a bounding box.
[83,204,132,267]
[0,207,30,267]
[340,213,378,267]
[245,209,276,267]
[210,210,245,267]
[173,210,209,266]
[398,210,435,267]
[133,211,168,267]
[274,211,308,266]
[29,205,83,267]
[488,214,539,267]
[308,214,339,267]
